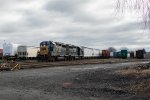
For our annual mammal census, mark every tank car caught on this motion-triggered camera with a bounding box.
[3,42,20,60]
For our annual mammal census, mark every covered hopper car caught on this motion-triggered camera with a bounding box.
[3,42,20,60]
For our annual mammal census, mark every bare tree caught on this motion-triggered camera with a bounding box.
[108,47,117,52]
[116,0,150,29]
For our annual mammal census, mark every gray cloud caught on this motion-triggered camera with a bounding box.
[0,0,149,50]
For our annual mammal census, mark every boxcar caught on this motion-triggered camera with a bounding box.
[102,50,110,58]
[81,47,100,58]
[136,50,145,59]
[130,52,134,58]
[27,47,40,59]
[17,46,39,60]
[121,50,128,59]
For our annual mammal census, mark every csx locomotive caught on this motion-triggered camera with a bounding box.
[37,41,84,61]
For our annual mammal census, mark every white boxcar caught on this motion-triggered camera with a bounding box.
[93,49,100,57]
[3,42,20,56]
[27,47,40,58]
[82,47,94,57]
[82,47,100,58]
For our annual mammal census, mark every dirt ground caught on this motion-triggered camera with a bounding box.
[0,61,150,100]
[17,58,150,69]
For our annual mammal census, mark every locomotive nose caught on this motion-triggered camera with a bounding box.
[40,46,48,55]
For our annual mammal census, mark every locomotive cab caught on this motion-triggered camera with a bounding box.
[40,41,54,56]
[38,41,55,61]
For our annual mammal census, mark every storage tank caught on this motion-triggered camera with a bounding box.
[3,42,20,57]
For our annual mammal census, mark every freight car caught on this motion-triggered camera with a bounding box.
[130,52,134,58]
[136,49,146,59]
[121,50,128,59]
[102,50,110,58]
[3,42,20,60]
[0,49,3,59]
[38,41,101,62]
[81,47,100,59]
[17,46,40,60]
[113,51,127,59]
[37,41,84,61]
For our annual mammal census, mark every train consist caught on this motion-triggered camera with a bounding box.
[37,41,100,61]
[0,41,147,61]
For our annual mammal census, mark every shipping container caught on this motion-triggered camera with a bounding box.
[102,50,110,58]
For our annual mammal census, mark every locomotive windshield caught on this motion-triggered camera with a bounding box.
[40,41,48,47]
[40,41,54,51]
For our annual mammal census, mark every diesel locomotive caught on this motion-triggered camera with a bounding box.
[37,41,84,61]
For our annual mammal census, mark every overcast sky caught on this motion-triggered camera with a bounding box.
[0,0,149,50]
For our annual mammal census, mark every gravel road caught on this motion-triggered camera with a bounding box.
[0,62,149,100]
